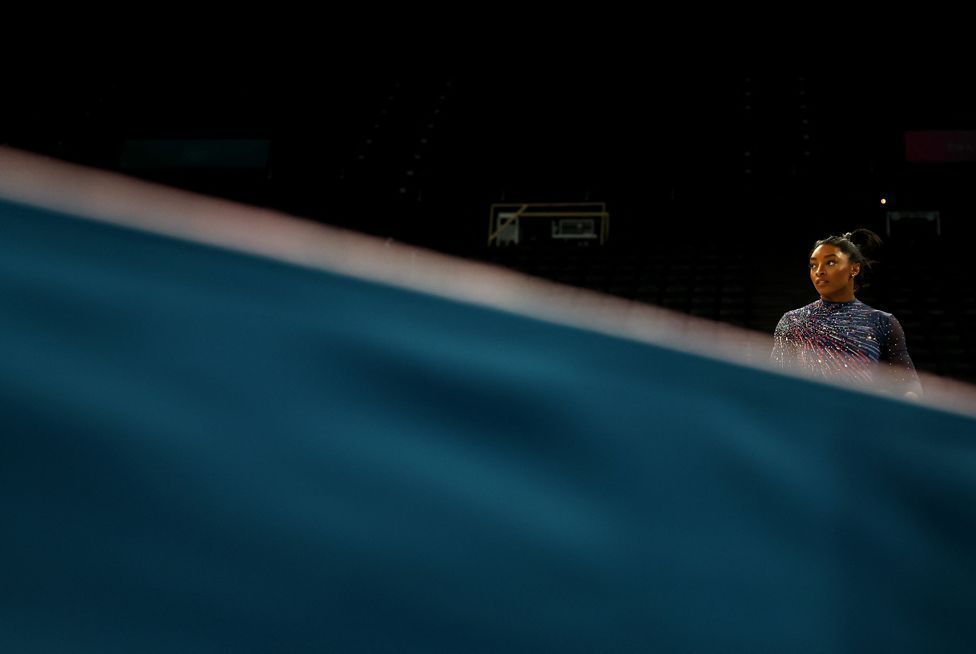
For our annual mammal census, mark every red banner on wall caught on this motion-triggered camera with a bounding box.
[905,130,976,162]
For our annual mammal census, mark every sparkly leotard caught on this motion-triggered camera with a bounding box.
[771,298,923,397]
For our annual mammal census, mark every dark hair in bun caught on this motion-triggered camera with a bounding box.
[810,227,883,291]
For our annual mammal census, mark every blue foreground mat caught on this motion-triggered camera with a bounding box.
[2,196,976,652]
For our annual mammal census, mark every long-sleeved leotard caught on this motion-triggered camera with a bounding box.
[771,298,922,397]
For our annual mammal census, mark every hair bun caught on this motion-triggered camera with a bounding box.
[847,227,884,262]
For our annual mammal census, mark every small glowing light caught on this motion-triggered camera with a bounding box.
[880,198,887,205]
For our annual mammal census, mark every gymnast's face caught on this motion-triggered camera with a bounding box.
[809,244,860,302]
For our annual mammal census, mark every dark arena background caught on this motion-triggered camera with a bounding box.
[3,66,976,651]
